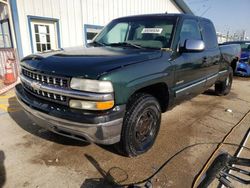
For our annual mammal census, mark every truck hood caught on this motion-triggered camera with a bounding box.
[21,46,163,79]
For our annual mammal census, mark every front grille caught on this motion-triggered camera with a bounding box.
[23,82,68,104]
[21,68,70,105]
[22,68,69,88]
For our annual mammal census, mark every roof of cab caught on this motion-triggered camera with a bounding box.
[114,13,212,23]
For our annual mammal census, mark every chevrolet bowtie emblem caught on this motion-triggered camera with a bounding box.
[31,82,41,90]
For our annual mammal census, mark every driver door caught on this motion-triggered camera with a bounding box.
[173,19,207,101]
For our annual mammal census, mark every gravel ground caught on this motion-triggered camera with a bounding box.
[0,77,249,188]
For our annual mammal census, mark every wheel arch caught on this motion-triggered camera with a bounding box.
[128,82,170,113]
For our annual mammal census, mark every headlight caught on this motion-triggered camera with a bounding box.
[70,78,113,93]
[69,100,114,110]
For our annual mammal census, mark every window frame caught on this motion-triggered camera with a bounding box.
[0,18,13,49]
[33,23,52,52]
[179,18,202,46]
[84,24,103,44]
[199,20,218,50]
[27,15,61,53]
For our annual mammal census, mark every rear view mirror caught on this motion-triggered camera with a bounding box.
[181,39,205,52]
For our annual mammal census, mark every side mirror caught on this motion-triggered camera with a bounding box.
[180,39,205,53]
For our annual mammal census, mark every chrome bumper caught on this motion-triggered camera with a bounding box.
[16,86,124,145]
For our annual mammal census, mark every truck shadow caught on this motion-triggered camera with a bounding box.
[0,151,6,188]
[203,89,217,96]
[81,154,126,188]
[7,96,89,147]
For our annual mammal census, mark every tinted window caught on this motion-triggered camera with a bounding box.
[200,21,218,49]
[180,19,201,46]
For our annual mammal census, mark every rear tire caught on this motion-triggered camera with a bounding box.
[119,93,161,157]
[215,67,233,96]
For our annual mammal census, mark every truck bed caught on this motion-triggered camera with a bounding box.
[219,44,241,64]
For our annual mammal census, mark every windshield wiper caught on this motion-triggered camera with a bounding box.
[107,42,143,49]
[89,41,106,46]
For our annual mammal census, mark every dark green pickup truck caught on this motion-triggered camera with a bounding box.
[16,14,241,156]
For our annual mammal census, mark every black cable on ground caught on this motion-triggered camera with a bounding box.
[192,109,250,188]
[106,142,250,187]
[106,109,250,187]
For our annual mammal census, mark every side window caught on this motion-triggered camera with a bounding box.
[180,19,201,46]
[101,23,129,44]
[200,21,218,49]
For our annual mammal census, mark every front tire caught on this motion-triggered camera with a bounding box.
[215,67,233,96]
[119,93,161,157]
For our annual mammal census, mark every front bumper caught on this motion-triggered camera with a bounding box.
[15,84,125,145]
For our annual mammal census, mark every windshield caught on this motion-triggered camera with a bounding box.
[240,43,250,52]
[94,17,177,49]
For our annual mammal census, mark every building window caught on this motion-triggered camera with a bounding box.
[0,19,12,48]
[0,2,13,48]
[33,24,52,52]
[28,16,60,53]
[84,24,103,43]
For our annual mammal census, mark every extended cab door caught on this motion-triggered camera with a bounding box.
[173,18,207,100]
[200,20,221,88]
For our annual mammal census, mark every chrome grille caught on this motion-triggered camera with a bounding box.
[22,68,69,88]
[21,68,69,105]
[23,81,68,104]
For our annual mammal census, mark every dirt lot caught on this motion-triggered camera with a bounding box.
[0,77,249,188]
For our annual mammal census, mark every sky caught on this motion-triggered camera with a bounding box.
[184,0,250,38]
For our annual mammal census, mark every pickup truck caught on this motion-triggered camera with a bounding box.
[223,40,250,76]
[15,14,241,157]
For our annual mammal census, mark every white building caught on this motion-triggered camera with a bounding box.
[1,0,192,58]
[0,0,192,90]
